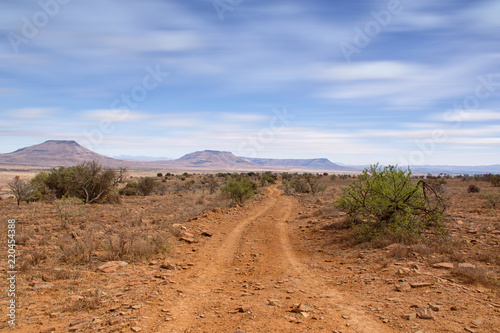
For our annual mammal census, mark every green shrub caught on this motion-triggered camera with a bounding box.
[221,176,258,204]
[261,172,277,186]
[119,181,139,196]
[292,179,310,193]
[282,180,294,194]
[468,184,481,193]
[36,161,120,204]
[489,174,500,187]
[335,164,446,243]
[137,177,158,196]
[30,171,53,201]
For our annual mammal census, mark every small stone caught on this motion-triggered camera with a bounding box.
[40,327,56,333]
[284,315,302,323]
[291,304,312,313]
[160,260,176,270]
[33,282,53,290]
[464,328,477,333]
[458,263,476,269]
[234,305,251,313]
[268,299,280,306]
[432,262,454,269]
[108,305,121,312]
[471,319,483,327]
[395,283,411,292]
[416,308,435,320]
[410,282,433,288]
[97,261,128,273]
[402,313,417,321]
[131,327,142,332]
[68,323,87,332]
[409,263,420,270]
[201,231,212,237]
[180,237,197,244]
[69,319,87,327]
[212,207,222,214]
[428,304,441,312]
[109,318,121,325]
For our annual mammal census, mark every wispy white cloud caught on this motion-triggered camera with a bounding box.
[81,109,150,123]
[8,108,58,119]
[309,61,425,81]
[438,110,500,122]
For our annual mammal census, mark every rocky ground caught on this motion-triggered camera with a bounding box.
[0,177,499,332]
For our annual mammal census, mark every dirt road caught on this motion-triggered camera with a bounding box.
[142,186,393,332]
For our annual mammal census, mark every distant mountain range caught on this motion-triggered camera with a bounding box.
[0,140,126,168]
[112,155,174,161]
[0,140,498,174]
[0,140,350,171]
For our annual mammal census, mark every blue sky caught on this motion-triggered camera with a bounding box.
[0,0,499,165]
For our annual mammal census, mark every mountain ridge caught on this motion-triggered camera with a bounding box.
[0,140,499,174]
[0,141,350,171]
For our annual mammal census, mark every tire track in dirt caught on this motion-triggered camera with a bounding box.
[146,186,394,332]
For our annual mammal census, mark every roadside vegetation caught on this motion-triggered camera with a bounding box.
[335,164,446,243]
[1,164,498,291]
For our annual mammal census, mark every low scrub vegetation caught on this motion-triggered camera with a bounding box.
[221,176,258,204]
[336,164,446,243]
[30,161,122,204]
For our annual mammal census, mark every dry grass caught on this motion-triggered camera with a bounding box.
[452,266,498,288]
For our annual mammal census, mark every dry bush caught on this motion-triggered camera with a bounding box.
[18,249,48,272]
[58,230,97,264]
[480,193,500,209]
[452,266,498,288]
[471,248,500,266]
[387,244,411,259]
[63,288,102,312]
[16,233,30,246]
[48,268,82,281]
[102,229,170,262]
[409,243,434,256]
[468,184,481,193]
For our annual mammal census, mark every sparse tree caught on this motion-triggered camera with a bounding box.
[207,176,219,194]
[302,173,327,195]
[8,176,33,206]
